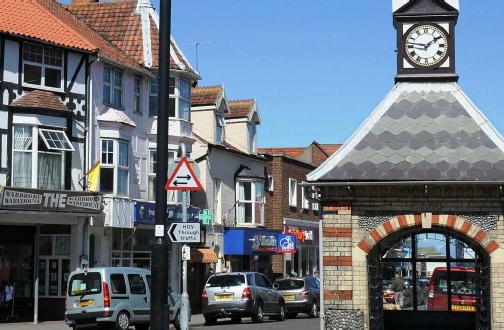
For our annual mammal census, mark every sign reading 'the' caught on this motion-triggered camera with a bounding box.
[168,222,201,243]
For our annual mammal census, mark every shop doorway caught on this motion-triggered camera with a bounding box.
[368,227,490,330]
[0,225,35,322]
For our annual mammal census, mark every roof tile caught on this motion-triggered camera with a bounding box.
[10,90,69,112]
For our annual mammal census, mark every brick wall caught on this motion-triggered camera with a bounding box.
[320,186,504,329]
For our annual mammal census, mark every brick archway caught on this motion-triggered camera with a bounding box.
[357,214,499,255]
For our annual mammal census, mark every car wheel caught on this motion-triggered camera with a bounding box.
[173,310,181,330]
[276,303,285,321]
[309,301,318,318]
[231,316,242,324]
[114,311,130,330]
[286,312,298,318]
[204,316,217,325]
[252,302,264,323]
[134,324,149,330]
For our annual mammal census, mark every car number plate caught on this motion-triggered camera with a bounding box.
[216,294,233,300]
[78,299,94,307]
[283,294,295,300]
[452,305,475,312]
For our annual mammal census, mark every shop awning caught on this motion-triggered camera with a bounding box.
[191,248,218,263]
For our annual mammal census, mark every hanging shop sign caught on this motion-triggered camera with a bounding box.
[277,234,296,253]
[0,187,103,213]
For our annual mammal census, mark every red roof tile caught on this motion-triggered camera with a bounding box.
[66,1,197,75]
[191,85,223,106]
[0,0,95,51]
[0,0,148,75]
[226,99,254,119]
[10,90,70,112]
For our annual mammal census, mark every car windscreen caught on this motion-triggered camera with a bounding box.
[207,274,246,287]
[68,272,102,297]
[274,279,304,290]
[432,270,476,296]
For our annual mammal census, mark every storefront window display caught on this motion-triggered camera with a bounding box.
[112,228,152,269]
[39,235,70,297]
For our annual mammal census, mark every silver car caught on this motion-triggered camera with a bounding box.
[273,276,320,318]
[201,271,285,324]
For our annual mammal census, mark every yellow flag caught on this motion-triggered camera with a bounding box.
[86,161,100,192]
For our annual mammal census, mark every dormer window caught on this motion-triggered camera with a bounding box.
[216,113,226,143]
[23,43,63,90]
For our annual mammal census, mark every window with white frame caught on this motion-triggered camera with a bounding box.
[312,186,319,211]
[179,78,191,121]
[236,180,264,226]
[103,66,123,108]
[213,179,221,224]
[12,125,73,190]
[23,43,63,90]
[133,77,141,113]
[149,78,158,116]
[267,175,274,192]
[100,139,129,195]
[215,113,226,143]
[148,149,177,202]
[149,77,176,117]
[289,178,297,207]
[302,186,309,209]
[248,124,256,153]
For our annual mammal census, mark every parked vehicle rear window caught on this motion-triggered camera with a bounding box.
[275,279,304,290]
[68,272,102,296]
[207,274,246,287]
[432,269,476,296]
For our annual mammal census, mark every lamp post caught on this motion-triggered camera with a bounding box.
[150,1,171,329]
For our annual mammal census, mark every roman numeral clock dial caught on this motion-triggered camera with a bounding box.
[404,24,448,67]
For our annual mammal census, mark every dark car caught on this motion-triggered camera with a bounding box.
[273,276,320,318]
[201,272,285,324]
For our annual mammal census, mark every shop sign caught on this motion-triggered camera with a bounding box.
[252,235,277,252]
[277,234,296,253]
[134,202,200,223]
[285,227,313,242]
[0,187,103,213]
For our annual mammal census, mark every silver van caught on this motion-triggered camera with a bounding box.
[65,267,151,330]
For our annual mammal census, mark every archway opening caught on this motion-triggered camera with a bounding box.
[368,226,490,330]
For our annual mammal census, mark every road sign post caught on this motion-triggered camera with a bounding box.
[165,155,202,330]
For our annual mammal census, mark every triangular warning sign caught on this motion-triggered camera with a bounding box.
[165,157,203,191]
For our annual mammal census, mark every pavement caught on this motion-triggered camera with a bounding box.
[0,313,206,329]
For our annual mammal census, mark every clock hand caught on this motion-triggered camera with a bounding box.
[425,36,443,48]
[405,41,428,50]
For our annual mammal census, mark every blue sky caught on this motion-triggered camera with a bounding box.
[63,1,504,149]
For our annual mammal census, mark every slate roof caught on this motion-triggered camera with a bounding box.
[307,82,504,182]
[66,0,198,76]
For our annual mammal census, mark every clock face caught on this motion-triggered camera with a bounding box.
[404,24,448,67]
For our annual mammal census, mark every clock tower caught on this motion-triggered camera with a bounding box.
[394,0,459,82]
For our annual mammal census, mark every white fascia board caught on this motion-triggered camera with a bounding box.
[392,0,409,12]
